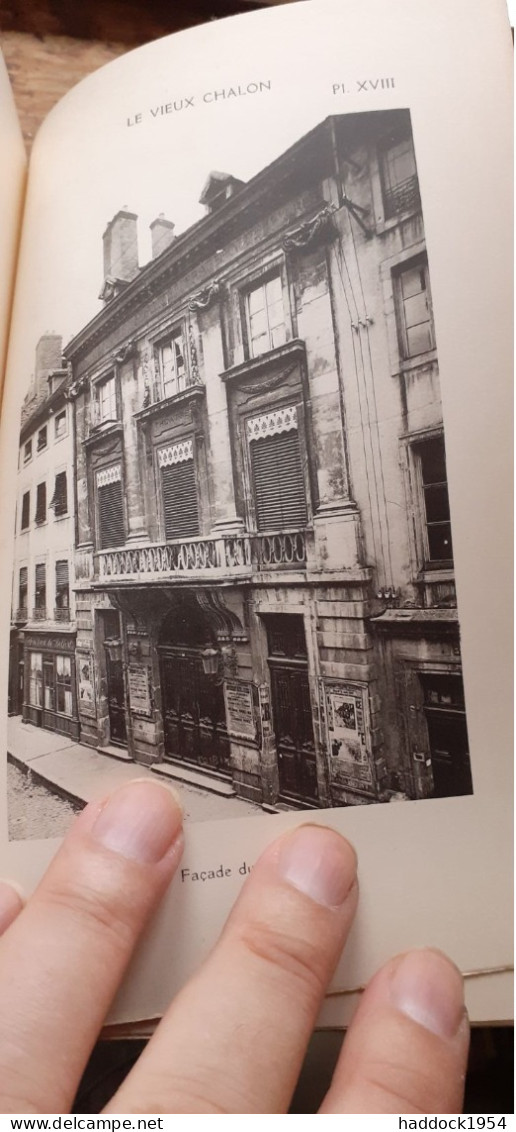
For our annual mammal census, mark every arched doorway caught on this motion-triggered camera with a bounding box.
[158,598,230,776]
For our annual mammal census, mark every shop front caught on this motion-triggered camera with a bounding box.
[22,630,79,739]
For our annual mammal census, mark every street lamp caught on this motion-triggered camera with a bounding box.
[200,646,220,676]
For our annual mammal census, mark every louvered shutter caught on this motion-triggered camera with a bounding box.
[55,560,70,613]
[50,472,67,516]
[250,430,307,531]
[35,562,46,608]
[19,567,28,609]
[35,482,46,525]
[98,481,125,549]
[161,460,200,540]
[21,492,30,530]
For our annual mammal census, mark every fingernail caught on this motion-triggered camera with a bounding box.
[0,879,24,932]
[91,780,183,864]
[278,824,357,907]
[390,949,466,1038]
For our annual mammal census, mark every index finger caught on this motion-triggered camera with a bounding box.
[0,779,183,1114]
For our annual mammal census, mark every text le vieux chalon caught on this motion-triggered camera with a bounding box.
[126,81,272,126]
[126,76,396,127]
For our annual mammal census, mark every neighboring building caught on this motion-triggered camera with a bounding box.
[9,335,78,740]
[64,110,472,809]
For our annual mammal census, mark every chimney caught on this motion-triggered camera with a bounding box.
[35,334,62,381]
[102,210,139,284]
[23,334,63,403]
[150,214,175,259]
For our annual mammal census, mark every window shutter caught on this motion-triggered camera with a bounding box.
[19,567,28,608]
[35,483,46,525]
[250,430,307,531]
[35,563,46,607]
[55,560,69,588]
[21,492,30,530]
[50,471,68,516]
[161,461,200,540]
[98,482,125,548]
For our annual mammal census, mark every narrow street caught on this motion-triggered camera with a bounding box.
[8,761,83,841]
[7,716,265,840]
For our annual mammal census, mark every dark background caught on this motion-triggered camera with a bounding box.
[0,0,512,1113]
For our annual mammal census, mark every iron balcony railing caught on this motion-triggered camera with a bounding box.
[93,530,308,583]
[383,174,421,220]
[54,607,71,622]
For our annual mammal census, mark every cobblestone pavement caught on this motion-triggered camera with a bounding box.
[8,761,84,841]
[7,716,266,839]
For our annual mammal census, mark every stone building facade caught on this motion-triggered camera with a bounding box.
[9,335,79,739]
[64,110,472,809]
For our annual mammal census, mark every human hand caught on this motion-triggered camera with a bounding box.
[0,780,469,1113]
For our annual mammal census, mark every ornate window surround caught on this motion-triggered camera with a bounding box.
[229,250,293,367]
[148,314,201,407]
[90,367,119,429]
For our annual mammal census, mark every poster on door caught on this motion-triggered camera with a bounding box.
[76,651,96,717]
[323,681,373,787]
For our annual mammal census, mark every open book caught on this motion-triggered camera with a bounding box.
[0,0,512,1029]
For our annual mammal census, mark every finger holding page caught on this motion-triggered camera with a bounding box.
[106,824,358,1114]
[0,881,24,935]
[0,779,183,1114]
[320,948,469,1114]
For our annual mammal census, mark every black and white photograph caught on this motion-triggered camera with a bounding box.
[6,107,474,839]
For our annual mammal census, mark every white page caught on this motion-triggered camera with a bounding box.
[0,0,512,1026]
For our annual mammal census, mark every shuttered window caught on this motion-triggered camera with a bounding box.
[161,460,200,540]
[96,466,125,549]
[18,567,28,612]
[50,471,68,517]
[35,563,46,611]
[250,428,308,532]
[35,482,46,525]
[396,258,435,358]
[21,491,30,531]
[55,560,70,610]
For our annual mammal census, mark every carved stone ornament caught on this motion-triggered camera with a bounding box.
[187,321,200,383]
[282,206,336,254]
[157,439,193,467]
[188,280,222,312]
[113,339,137,364]
[68,374,90,400]
[96,463,122,487]
[247,404,298,442]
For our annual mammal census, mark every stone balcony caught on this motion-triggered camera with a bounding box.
[89,529,309,587]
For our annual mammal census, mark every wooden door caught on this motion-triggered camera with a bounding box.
[160,650,230,775]
[270,663,318,804]
[105,653,127,747]
[420,673,472,798]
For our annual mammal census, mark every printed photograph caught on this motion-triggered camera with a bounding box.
[6,108,473,838]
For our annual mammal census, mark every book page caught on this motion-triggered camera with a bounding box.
[0,52,27,390]
[0,0,512,1027]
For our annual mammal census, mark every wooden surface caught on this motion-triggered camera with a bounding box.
[0,0,281,150]
[1,31,127,147]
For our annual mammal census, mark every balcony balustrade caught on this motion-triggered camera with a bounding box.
[383,174,421,220]
[32,607,47,620]
[93,529,307,584]
[54,607,71,622]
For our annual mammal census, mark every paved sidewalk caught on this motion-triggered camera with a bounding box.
[7,716,261,824]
